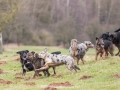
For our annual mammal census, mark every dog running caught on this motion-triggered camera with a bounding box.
[35,48,80,74]
[99,28,120,56]
[17,50,34,76]
[69,39,94,64]
[25,51,51,78]
[95,37,114,60]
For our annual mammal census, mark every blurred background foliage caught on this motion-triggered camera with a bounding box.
[1,0,120,47]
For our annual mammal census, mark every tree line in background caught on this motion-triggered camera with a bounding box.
[1,0,120,48]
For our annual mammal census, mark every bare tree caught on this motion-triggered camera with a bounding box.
[0,32,3,54]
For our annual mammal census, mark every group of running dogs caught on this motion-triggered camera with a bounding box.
[17,28,120,78]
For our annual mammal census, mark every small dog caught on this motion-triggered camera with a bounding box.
[95,38,114,60]
[16,50,34,76]
[36,49,80,74]
[69,39,94,64]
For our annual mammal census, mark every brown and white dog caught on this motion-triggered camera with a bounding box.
[36,49,80,74]
[95,37,114,60]
[69,39,94,64]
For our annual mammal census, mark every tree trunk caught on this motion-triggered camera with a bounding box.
[0,32,3,54]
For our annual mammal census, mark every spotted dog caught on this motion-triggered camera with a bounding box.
[69,39,94,65]
[95,38,114,60]
[36,49,80,74]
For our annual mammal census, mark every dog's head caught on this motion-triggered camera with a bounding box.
[70,39,78,50]
[16,50,29,60]
[38,48,48,59]
[26,51,35,61]
[99,32,111,40]
[96,37,104,50]
[26,51,39,62]
[109,33,117,41]
[84,41,94,48]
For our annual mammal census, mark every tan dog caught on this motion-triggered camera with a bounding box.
[95,38,114,60]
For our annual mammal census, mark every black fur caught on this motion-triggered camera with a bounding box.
[16,50,34,76]
[51,51,61,54]
[99,28,120,56]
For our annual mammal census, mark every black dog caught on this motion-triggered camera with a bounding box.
[17,50,34,76]
[99,28,120,56]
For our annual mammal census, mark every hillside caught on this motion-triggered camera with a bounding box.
[0,46,120,90]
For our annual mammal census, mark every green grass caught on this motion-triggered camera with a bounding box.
[0,46,120,90]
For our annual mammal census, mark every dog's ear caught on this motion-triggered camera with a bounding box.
[31,51,35,55]
[26,50,29,53]
[35,53,39,58]
[96,37,98,40]
[16,51,21,54]
[111,33,117,38]
[44,48,47,53]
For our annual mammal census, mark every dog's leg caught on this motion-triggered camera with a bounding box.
[32,64,39,78]
[45,69,50,77]
[115,46,120,56]
[36,64,49,72]
[22,64,26,77]
[66,64,75,74]
[108,49,114,56]
[81,58,84,64]
[102,50,106,60]
[105,50,108,56]
[52,67,56,76]
[22,69,26,77]
[95,51,99,61]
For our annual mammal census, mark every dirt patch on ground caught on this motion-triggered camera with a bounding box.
[13,58,20,62]
[15,72,22,76]
[42,81,73,90]
[49,81,73,87]
[4,55,8,57]
[79,75,93,80]
[0,61,7,65]
[0,69,8,74]
[42,87,57,90]
[24,82,35,86]
[111,74,120,78]
[15,76,24,79]
[52,74,62,78]
[14,80,21,84]
[0,79,12,84]
[0,69,3,74]
[110,62,116,65]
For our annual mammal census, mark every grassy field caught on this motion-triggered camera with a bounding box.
[0,46,120,90]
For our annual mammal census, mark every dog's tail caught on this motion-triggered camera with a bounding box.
[74,65,80,70]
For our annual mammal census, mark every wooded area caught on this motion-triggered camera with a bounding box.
[1,0,120,48]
